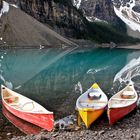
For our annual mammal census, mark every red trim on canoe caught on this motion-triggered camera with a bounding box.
[2,101,54,131]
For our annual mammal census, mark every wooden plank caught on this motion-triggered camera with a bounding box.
[4,96,17,99]
[111,98,136,101]
[79,100,106,103]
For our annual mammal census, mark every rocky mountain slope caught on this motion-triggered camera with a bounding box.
[73,0,120,24]
[73,0,140,38]
[14,0,87,39]
[0,1,77,47]
[1,0,129,37]
[113,0,140,38]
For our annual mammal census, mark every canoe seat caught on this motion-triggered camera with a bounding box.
[4,96,16,99]
[109,101,127,108]
[4,96,19,104]
[88,92,101,100]
[111,98,135,101]
[79,100,106,103]
[79,100,106,109]
[121,91,135,99]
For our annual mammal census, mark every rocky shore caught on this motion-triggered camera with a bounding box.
[0,106,138,140]
[118,44,140,50]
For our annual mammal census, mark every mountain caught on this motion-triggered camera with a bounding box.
[73,0,140,39]
[0,1,77,47]
[113,0,140,38]
[72,0,132,38]
[0,0,140,46]
[73,0,119,24]
[14,0,88,39]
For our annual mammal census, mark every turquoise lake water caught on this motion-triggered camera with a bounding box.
[0,47,140,116]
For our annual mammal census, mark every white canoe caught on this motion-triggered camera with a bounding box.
[1,85,54,131]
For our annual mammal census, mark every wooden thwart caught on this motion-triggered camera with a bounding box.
[4,96,17,99]
[111,98,136,101]
[79,100,106,103]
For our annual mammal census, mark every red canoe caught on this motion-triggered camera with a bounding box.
[1,85,54,131]
[2,105,42,135]
[108,83,138,125]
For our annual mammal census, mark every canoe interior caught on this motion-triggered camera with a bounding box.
[76,83,108,128]
[76,83,108,110]
[108,84,138,108]
[1,85,53,114]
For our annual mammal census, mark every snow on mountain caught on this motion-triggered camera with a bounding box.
[113,0,140,32]
[73,0,82,9]
[10,4,18,8]
[0,1,9,18]
[73,0,118,24]
[86,16,108,23]
[0,1,19,18]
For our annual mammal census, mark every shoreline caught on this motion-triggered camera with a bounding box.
[9,108,140,140]
[100,43,140,50]
[0,37,140,50]
[118,44,140,49]
[0,43,140,50]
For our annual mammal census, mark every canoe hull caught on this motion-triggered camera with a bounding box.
[2,101,54,131]
[79,108,104,128]
[108,102,136,125]
[76,83,108,128]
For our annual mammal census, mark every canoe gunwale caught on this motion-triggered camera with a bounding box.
[76,83,108,128]
[108,84,138,109]
[76,83,108,110]
[1,85,53,114]
[107,84,138,125]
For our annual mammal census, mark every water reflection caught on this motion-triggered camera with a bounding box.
[2,106,42,135]
[0,48,139,117]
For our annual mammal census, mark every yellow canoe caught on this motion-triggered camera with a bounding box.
[76,83,108,128]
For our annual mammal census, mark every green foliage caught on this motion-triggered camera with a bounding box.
[82,20,140,44]
[112,17,127,33]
